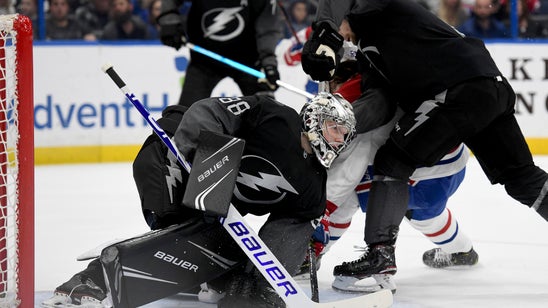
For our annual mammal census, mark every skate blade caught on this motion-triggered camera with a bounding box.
[332,274,396,294]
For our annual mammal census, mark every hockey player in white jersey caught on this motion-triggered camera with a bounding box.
[297,39,478,293]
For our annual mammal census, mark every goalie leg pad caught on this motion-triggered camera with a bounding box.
[100,220,246,308]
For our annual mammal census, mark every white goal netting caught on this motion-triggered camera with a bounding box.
[0,14,33,307]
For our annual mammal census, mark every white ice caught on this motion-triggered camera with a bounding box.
[35,156,548,307]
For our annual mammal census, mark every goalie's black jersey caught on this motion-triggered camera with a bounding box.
[174,95,327,219]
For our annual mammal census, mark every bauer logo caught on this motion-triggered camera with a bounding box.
[227,221,298,297]
[153,251,199,272]
[198,156,229,182]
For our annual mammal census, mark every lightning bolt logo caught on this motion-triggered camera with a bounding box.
[233,155,298,204]
[166,158,182,203]
[404,100,437,136]
[237,172,298,194]
[203,7,245,41]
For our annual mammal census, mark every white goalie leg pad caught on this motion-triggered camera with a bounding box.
[332,274,396,294]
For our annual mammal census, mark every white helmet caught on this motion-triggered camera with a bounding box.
[301,92,356,168]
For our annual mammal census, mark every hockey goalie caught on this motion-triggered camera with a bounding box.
[42,92,358,308]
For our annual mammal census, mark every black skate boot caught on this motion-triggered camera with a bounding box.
[217,272,286,308]
[422,247,479,268]
[332,243,397,293]
[41,273,108,307]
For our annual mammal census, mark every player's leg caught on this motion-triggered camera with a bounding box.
[101,219,246,308]
[333,88,472,289]
[178,61,224,107]
[406,169,478,268]
[464,79,548,220]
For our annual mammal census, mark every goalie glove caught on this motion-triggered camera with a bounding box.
[301,21,344,81]
[157,11,187,50]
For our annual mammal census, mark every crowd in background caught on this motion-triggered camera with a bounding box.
[4,0,548,41]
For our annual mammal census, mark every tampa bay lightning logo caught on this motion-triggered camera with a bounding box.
[202,7,245,41]
[234,155,298,204]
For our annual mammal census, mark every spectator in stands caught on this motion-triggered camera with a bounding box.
[16,0,38,38]
[505,0,548,38]
[283,0,310,39]
[75,0,110,40]
[495,0,539,20]
[144,0,160,39]
[46,0,94,40]
[102,0,149,39]
[458,0,509,38]
[0,0,15,15]
[438,0,470,27]
[534,0,548,13]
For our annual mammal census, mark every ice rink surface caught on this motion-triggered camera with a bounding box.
[35,156,548,307]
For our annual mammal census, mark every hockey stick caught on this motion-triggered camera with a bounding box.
[101,63,392,308]
[308,245,319,302]
[186,42,314,99]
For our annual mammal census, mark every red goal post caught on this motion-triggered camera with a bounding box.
[0,14,34,307]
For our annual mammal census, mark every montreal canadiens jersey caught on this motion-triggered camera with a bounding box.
[174,95,327,219]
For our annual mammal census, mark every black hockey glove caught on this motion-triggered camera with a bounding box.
[157,11,187,50]
[259,65,280,91]
[301,21,344,81]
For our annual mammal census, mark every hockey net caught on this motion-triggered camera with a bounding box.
[0,14,34,307]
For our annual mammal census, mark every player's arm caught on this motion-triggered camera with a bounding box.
[157,0,187,49]
[174,96,262,161]
[315,0,354,30]
[253,0,282,90]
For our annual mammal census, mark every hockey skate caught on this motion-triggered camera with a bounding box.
[41,273,110,308]
[217,273,286,308]
[423,247,479,268]
[197,282,225,304]
[332,244,397,294]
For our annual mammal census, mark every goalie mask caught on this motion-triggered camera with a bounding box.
[301,92,356,168]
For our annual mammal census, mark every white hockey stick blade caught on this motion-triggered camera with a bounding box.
[76,238,126,261]
[221,205,393,308]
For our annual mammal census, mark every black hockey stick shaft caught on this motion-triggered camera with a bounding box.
[308,245,319,302]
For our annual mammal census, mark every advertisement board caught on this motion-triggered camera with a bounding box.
[33,41,548,164]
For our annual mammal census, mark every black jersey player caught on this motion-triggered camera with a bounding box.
[41,93,356,308]
[157,0,283,106]
[300,0,548,292]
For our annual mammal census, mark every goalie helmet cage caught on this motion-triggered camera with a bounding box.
[0,14,34,307]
